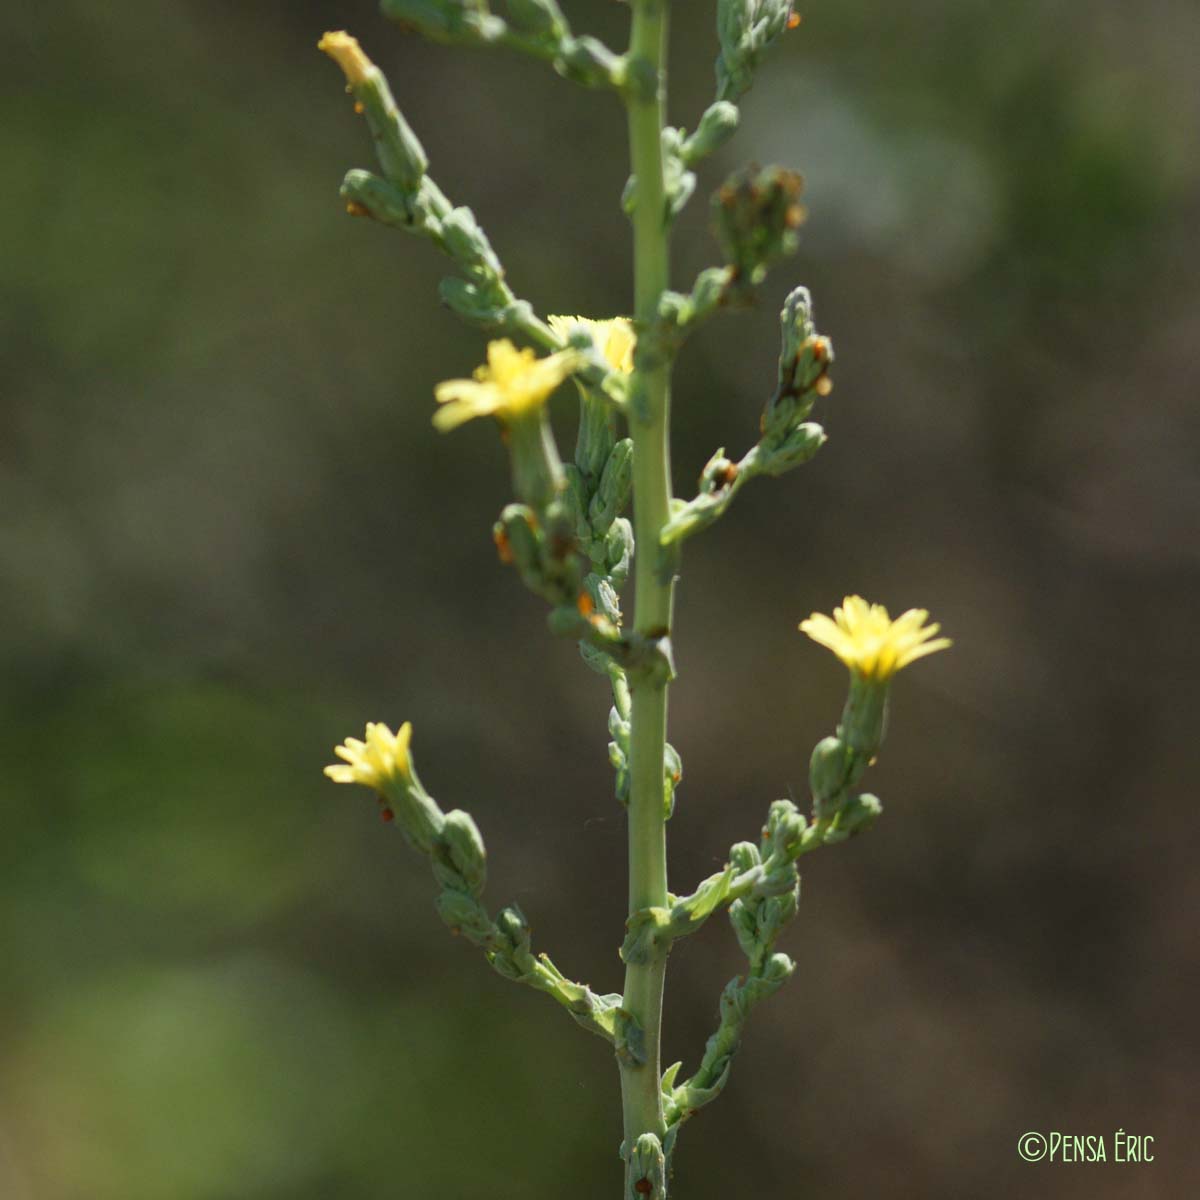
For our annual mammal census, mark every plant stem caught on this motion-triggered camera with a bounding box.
[620,0,674,1190]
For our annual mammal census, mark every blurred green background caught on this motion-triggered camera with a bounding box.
[3,1,1198,1196]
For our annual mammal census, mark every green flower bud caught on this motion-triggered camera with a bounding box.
[505,0,567,39]
[809,735,855,815]
[688,266,732,323]
[757,421,826,476]
[435,889,495,943]
[627,1133,666,1200]
[440,206,503,281]
[763,798,805,860]
[682,101,741,164]
[575,391,618,483]
[825,792,883,843]
[730,840,761,873]
[382,0,499,43]
[760,287,834,438]
[605,518,634,586]
[487,904,535,980]
[729,898,759,960]
[496,502,540,574]
[558,35,623,88]
[663,741,683,819]
[756,886,799,945]
[341,170,437,233]
[438,276,510,328]
[432,808,488,897]
[590,438,634,530]
[713,164,805,288]
[751,952,796,998]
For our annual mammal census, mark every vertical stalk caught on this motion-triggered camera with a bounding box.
[620,0,674,1192]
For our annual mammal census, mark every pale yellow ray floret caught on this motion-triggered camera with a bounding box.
[325,721,413,789]
[433,339,584,432]
[799,595,951,682]
[547,315,636,375]
[317,30,373,87]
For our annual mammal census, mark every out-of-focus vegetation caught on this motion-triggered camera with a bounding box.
[3,2,1198,1196]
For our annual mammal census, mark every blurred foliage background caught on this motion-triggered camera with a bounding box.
[3,1,1198,1197]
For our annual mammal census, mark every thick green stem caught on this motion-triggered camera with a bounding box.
[620,0,675,1192]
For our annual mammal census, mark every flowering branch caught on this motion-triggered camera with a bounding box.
[316,4,951,1197]
[325,722,625,1045]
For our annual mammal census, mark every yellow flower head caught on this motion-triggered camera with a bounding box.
[317,31,373,87]
[547,315,636,374]
[325,721,413,789]
[433,339,583,432]
[799,596,951,682]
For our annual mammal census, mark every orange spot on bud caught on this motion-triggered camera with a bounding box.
[577,591,595,617]
[353,100,364,115]
[345,201,369,218]
[381,808,395,822]
[787,11,803,30]
[493,527,513,564]
[815,377,833,397]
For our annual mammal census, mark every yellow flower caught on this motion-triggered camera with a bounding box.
[433,339,583,432]
[799,596,951,681]
[317,30,372,87]
[325,721,413,789]
[547,315,636,374]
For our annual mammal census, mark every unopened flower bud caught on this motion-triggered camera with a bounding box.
[762,798,806,860]
[558,35,623,87]
[729,841,760,874]
[826,792,883,843]
[381,0,500,43]
[683,101,741,164]
[809,735,856,816]
[432,808,488,897]
[436,889,495,942]
[506,0,567,39]
[757,421,826,476]
[590,438,634,529]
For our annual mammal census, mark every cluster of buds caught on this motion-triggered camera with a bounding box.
[320,32,546,337]
[716,0,800,103]
[382,0,624,89]
[660,287,832,546]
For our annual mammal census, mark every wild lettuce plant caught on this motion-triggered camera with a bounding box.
[317,5,949,1195]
